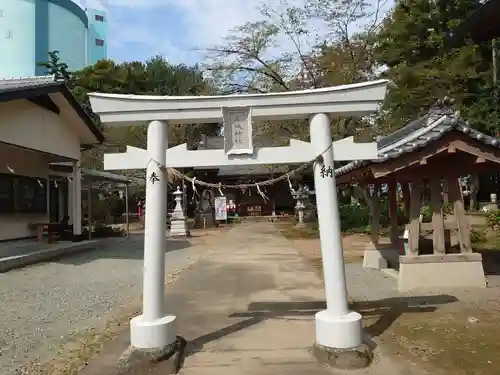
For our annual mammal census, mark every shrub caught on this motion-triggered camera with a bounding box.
[470,229,487,243]
[420,204,432,222]
[443,202,454,215]
[338,198,407,233]
[339,203,370,231]
[92,224,125,238]
[487,210,500,232]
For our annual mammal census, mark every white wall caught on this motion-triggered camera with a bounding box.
[0,99,82,160]
[0,99,84,241]
[0,144,50,241]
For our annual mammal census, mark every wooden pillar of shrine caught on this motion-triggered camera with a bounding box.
[370,182,381,245]
[408,179,423,256]
[442,178,449,204]
[429,176,446,254]
[446,175,472,253]
[388,181,399,245]
[401,182,411,222]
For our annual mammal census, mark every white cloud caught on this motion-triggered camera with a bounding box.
[173,0,265,47]
[103,0,284,63]
[105,0,167,7]
[86,0,107,11]
[90,0,393,65]
[107,20,190,63]
[72,0,107,11]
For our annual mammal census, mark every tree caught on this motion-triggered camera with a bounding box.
[38,53,220,174]
[204,0,390,142]
[72,57,220,174]
[37,50,71,82]
[373,0,498,134]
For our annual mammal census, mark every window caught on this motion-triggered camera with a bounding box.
[14,177,47,213]
[0,175,14,213]
[95,38,104,46]
[95,14,105,22]
[0,174,46,213]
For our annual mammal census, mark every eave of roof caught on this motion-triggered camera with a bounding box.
[335,106,500,178]
[0,77,104,144]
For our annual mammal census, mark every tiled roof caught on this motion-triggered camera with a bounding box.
[0,75,59,92]
[335,104,500,177]
[0,75,104,143]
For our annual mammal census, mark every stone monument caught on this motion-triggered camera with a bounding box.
[195,189,216,228]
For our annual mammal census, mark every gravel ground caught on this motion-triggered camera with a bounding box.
[346,263,400,300]
[0,234,199,375]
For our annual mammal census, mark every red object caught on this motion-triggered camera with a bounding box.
[137,201,144,217]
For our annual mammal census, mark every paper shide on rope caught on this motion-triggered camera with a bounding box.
[286,174,296,196]
[190,177,198,203]
[256,183,268,203]
[175,139,335,191]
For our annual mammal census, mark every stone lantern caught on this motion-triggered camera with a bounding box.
[170,186,187,236]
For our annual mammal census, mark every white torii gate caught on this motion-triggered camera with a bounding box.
[88,80,388,357]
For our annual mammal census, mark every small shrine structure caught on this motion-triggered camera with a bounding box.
[193,134,296,219]
[335,100,500,291]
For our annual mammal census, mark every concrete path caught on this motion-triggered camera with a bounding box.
[0,234,200,375]
[82,222,422,375]
[163,222,330,374]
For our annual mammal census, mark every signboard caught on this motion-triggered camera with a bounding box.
[223,106,253,155]
[214,196,228,221]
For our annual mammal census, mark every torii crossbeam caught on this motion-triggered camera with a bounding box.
[103,137,377,170]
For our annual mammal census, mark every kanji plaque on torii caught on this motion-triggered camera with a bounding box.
[223,107,253,155]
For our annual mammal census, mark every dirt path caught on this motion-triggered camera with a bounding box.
[282,227,500,375]
[292,233,372,262]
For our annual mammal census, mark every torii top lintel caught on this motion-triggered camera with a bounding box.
[88,80,389,127]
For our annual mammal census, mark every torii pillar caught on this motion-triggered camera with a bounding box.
[310,113,364,353]
[89,80,388,369]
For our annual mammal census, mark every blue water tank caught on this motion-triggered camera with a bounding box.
[0,0,90,78]
[0,0,37,77]
[46,0,87,73]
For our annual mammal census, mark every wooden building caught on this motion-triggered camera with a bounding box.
[193,135,297,217]
[335,102,500,291]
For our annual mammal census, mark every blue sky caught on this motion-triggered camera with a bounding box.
[74,0,283,65]
[75,0,393,66]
